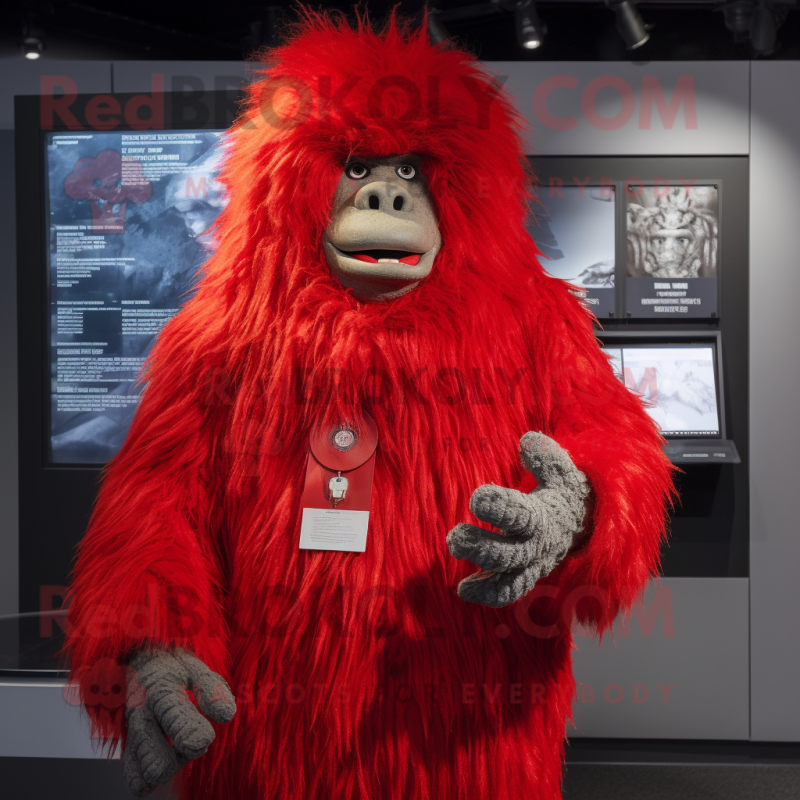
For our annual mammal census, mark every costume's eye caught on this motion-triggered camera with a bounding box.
[396,165,416,180]
[346,163,369,180]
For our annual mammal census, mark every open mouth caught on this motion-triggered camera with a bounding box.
[343,248,422,266]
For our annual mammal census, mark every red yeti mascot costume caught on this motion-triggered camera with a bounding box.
[66,13,674,800]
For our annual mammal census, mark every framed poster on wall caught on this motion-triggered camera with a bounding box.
[526,184,616,318]
[44,128,229,465]
[624,182,720,319]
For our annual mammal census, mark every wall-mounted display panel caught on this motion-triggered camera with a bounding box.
[624,184,720,319]
[527,184,616,317]
[525,170,723,322]
[16,91,245,631]
[45,129,228,465]
[598,330,740,466]
[604,342,720,437]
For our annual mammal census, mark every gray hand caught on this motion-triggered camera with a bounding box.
[123,648,236,797]
[447,432,590,608]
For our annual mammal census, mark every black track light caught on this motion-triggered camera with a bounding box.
[606,0,651,50]
[23,35,43,60]
[750,3,778,55]
[720,0,756,43]
[427,8,450,44]
[514,0,547,50]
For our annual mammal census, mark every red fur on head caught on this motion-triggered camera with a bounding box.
[168,10,552,480]
[217,8,536,290]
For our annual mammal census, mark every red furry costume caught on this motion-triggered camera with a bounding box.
[66,15,673,800]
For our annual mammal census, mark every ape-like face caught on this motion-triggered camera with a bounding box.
[324,154,442,301]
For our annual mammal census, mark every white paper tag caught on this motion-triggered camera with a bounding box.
[298,507,370,553]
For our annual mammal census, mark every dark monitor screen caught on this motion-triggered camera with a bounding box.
[45,129,229,464]
[602,343,721,438]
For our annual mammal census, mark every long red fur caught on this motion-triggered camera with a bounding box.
[66,11,674,799]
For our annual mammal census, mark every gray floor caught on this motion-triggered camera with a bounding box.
[563,764,800,800]
[2,758,799,798]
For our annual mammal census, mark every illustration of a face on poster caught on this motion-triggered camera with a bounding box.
[627,185,719,279]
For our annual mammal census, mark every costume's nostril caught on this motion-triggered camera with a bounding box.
[393,196,404,211]
[369,195,380,210]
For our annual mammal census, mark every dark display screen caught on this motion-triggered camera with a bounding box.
[45,129,229,464]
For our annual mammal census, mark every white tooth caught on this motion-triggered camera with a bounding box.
[378,258,400,263]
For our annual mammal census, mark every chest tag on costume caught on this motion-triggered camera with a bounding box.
[298,413,378,553]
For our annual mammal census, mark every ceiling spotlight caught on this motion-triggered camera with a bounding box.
[720,0,755,43]
[750,3,778,55]
[514,0,547,50]
[606,0,651,50]
[427,8,450,44]
[23,36,43,60]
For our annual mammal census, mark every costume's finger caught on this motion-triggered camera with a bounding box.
[456,565,539,608]
[519,432,580,490]
[447,523,539,572]
[131,650,217,761]
[125,705,183,791]
[469,484,541,536]
[152,688,216,762]
[178,651,237,724]
[122,740,153,797]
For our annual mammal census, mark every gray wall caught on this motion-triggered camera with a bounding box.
[571,579,749,740]
[496,60,750,156]
[749,61,800,742]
